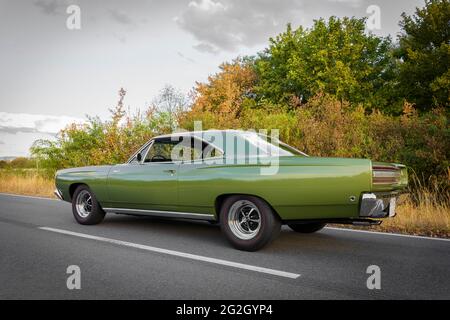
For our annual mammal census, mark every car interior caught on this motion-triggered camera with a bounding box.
[131,136,223,164]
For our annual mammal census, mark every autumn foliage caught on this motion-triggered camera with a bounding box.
[181,58,257,129]
[2,2,446,237]
[30,6,448,193]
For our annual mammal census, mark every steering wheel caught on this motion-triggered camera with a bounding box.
[151,155,167,162]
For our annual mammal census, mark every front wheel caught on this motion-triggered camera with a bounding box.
[288,222,326,233]
[72,185,105,225]
[220,195,281,251]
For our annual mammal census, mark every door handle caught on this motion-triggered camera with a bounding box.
[163,169,176,175]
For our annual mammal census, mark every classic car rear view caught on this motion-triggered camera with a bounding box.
[54,130,408,251]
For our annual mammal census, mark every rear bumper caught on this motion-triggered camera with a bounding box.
[359,192,399,218]
[54,189,64,201]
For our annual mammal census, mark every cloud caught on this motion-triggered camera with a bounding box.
[327,0,363,8]
[109,8,133,25]
[0,127,40,135]
[0,140,4,145]
[176,0,304,53]
[192,43,219,55]
[113,33,128,44]
[0,131,57,158]
[177,51,196,63]
[33,0,70,15]
[0,112,84,135]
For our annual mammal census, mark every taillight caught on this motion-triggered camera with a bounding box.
[372,165,401,185]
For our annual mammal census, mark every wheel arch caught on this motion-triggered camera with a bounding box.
[68,182,89,201]
[214,193,281,222]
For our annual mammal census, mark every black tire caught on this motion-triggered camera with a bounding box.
[220,195,281,251]
[288,222,326,233]
[71,185,105,225]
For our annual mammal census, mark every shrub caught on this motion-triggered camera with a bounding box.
[181,92,449,190]
[31,89,174,174]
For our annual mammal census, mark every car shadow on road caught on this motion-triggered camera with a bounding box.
[97,214,347,254]
[100,214,227,247]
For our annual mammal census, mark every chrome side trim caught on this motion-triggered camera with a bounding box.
[103,207,216,221]
[54,189,63,201]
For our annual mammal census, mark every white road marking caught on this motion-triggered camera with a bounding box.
[0,193,57,201]
[39,227,301,279]
[325,227,450,242]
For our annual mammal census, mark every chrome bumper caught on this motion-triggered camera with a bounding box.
[359,193,397,218]
[54,189,64,201]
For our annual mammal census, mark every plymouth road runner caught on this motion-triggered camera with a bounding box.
[54,130,408,251]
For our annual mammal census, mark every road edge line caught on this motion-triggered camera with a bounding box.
[325,227,450,242]
[0,192,57,201]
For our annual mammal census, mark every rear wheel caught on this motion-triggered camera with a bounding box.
[220,195,281,251]
[288,222,326,233]
[72,185,105,225]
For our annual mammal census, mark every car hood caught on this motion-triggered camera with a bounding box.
[56,165,113,176]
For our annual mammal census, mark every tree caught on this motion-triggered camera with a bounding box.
[31,88,170,172]
[151,85,189,130]
[396,0,450,111]
[0,157,38,169]
[179,57,257,129]
[254,18,399,112]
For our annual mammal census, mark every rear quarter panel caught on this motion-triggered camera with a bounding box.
[178,156,372,220]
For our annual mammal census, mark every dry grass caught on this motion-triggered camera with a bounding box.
[0,170,55,198]
[380,193,450,238]
[337,192,450,238]
[0,170,448,238]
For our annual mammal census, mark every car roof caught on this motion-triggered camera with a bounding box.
[153,129,249,140]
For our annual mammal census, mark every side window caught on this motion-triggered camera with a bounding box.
[129,156,139,164]
[144,139,178,163]
[129,143,150,164]
[138,136,224,163]
[177,137,203,161]
[176,137,223,162]
[203,143,223,159]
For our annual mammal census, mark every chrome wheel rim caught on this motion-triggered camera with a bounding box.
[228,200,261,240]
[75,190,93,218]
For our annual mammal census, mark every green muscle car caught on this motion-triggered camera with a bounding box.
[54,130,408,251]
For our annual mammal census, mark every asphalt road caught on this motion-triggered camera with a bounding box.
[0,193,449,299]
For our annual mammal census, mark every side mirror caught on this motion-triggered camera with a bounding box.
[136,153,142,162]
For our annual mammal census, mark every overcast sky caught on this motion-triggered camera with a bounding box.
[0,0,423,157]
